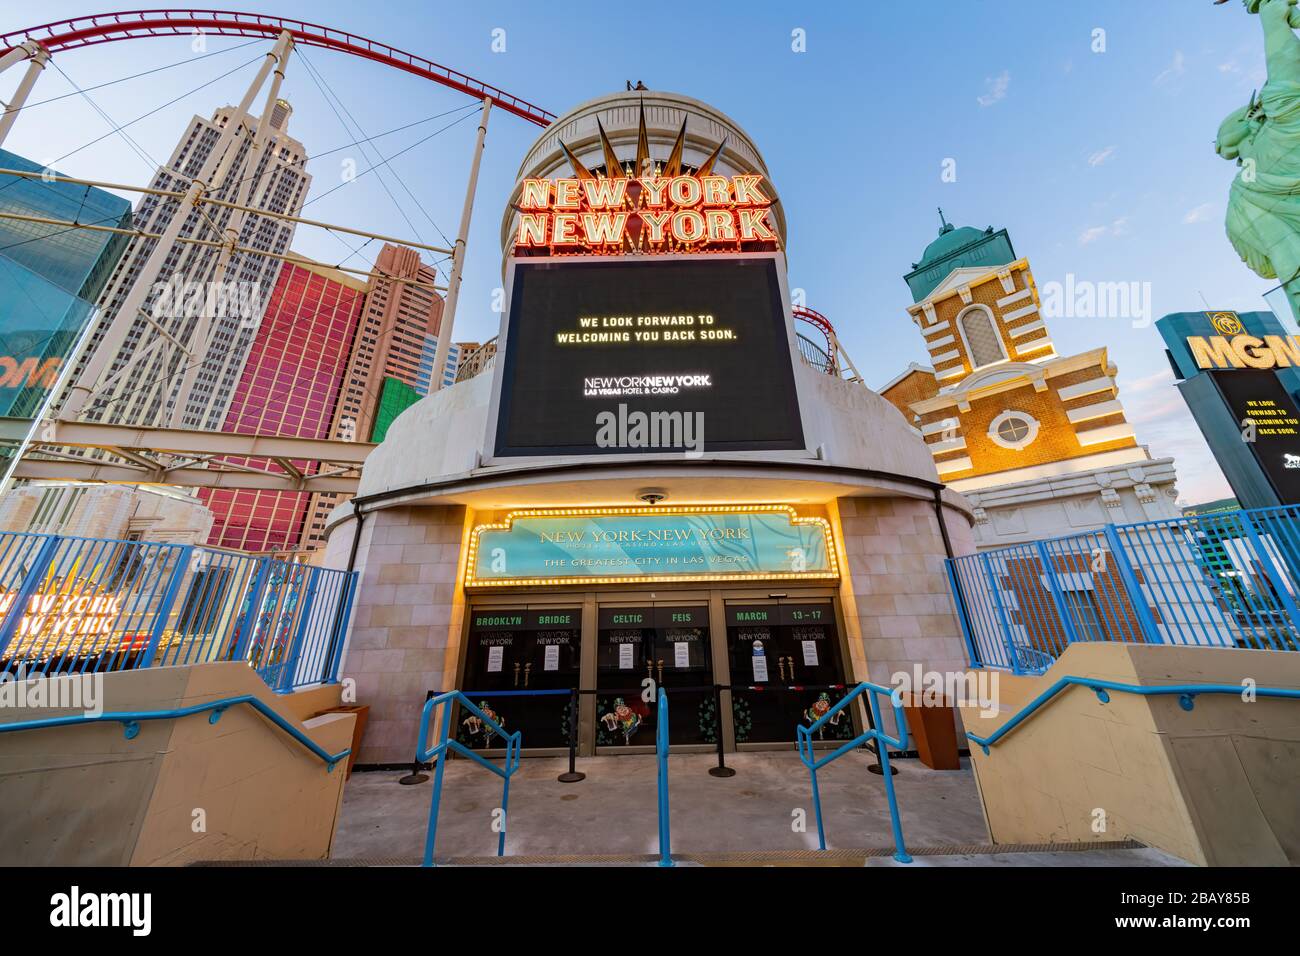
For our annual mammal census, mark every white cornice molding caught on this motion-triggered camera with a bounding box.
[910,348,1110,413]
[915,257,1030,310]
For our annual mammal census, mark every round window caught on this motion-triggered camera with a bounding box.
[996,417,1031,444]
[988,411,1039,450]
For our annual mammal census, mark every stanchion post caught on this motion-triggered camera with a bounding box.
[400,690,436,785]
[557,686,585,782]
[708,683,736,778]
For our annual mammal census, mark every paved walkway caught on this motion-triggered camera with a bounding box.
[332,751,1188,865]
[336,751,982,858]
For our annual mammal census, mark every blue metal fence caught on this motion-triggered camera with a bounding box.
[0,530,357,691]
[948,505,1300,675]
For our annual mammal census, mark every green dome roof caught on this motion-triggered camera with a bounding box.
[915,222,989,270]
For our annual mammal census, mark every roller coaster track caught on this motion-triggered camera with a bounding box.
[0,8,556,126]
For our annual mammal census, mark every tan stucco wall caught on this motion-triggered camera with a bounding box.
[960,643,1300,866]
[0,663,351,865]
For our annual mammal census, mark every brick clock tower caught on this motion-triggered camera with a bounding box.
[880,214,1181,549]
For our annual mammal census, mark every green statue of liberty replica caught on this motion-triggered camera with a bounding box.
[1217,0,1300,322]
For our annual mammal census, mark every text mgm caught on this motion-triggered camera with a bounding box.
[1190,334,1300,370]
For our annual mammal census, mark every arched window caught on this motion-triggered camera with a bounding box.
[958,305,1007,369]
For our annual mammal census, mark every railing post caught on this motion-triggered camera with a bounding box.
[656,689,672,868]
[978,551,1021,674]
[871,690,912,864]
[1102,524,1164,644]
[0,534,61,664]
[1237,511,1300,638]
[231,556,274,662]
[277,565,320,692]
[422,702,457,868]
[324,571,358,683]
[139,545,192,669]
[944,558,983,668]
[1035,541,1080,651]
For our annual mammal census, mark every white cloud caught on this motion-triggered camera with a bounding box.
[1154,51,1186,85]
[1078,218,1131,245]
[1128,393,1187,425]
[977,70,1010,107]
[1087,146,1117,167]
[1183,202,1217,224]
[1125,368,1175,394]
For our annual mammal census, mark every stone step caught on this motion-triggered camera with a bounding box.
[195,839,1155,867]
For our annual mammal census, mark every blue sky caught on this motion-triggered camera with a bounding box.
[0,1,1280,503]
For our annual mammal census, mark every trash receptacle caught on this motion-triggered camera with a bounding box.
[899,694,960,770]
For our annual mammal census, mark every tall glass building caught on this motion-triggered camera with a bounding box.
[0,148,132,421]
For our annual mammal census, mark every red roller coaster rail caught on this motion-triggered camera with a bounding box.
[793,305,835,340]
[0,9,556,127]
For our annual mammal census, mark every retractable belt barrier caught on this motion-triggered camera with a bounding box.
[408,681,874,782]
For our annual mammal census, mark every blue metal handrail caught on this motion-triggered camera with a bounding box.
[0,694,351,770]
[416,690,522,867]
[656,689,672,868]
[797,681,912,863]
[967,676,1300,754]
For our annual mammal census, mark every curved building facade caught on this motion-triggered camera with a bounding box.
[323,90,977,765]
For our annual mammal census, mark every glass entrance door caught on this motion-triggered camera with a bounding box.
[595,605,712,748]
[725,602,853,744]
[460,608,581,749]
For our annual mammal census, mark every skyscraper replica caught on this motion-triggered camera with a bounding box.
[77,99,310,430]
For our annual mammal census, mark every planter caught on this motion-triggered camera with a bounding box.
[899,695,960,770]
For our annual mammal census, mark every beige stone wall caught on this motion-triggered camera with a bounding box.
[960,642,1300,866]
[834,495,972,719]
[326,494,974,762]
[332,504,471,765]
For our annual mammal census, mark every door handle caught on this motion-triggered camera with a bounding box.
[656,659,664,684]
[513,661,520,687]
[777,656,786,682]
[524,662,532,688]
[786,655,796,679]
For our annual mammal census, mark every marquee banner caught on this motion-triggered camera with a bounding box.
[465,506,837,586]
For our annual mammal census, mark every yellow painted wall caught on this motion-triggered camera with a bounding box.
[0,663,351,866]
[959,643,1300,866]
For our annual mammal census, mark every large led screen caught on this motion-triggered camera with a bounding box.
[1211,369,1300,504]
[493,257,805,457]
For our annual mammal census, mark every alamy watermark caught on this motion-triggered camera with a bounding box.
[150,275,265,328]
[595,403,704,458]
[890,664,1000,719]
[0,664,103,717]
[1039,273,1153,328]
